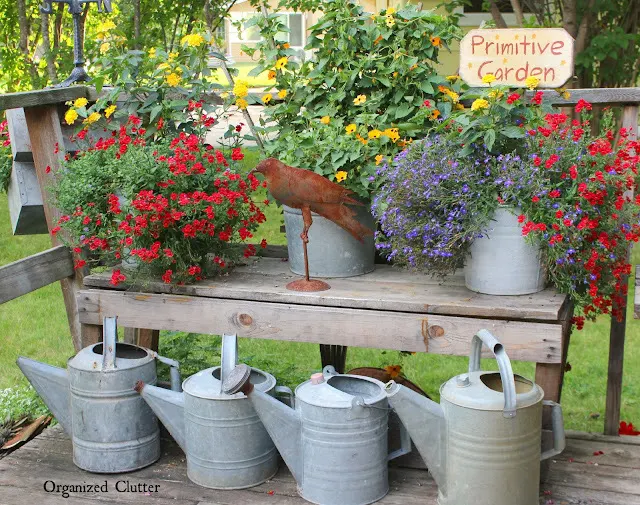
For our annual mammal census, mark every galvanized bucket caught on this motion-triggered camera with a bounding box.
[283,204,375,278]
[464,206,547,295]
[17,317,181,473]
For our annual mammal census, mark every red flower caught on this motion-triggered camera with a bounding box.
[530,91,544,105]
[619,421,640,436]
[422,99,431,107]
[506,93,520,104]
[110,269,127,286]
[74,259,86,270]
[517,214,526,223]
[45,165,51,174]
[575,99,592,113]
[231,148,244,161]
[83,216,91,225]
[549,189,561,198]
[162,269,173,284]
[532,196,540,203]
[260,238,268,248]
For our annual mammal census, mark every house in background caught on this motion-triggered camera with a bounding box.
[220,0,528,74]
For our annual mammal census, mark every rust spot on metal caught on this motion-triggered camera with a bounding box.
[239,313,253,326]
[134,381,145,393]
[428,325,445,338]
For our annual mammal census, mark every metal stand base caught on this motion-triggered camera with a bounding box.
[286,279,331,292]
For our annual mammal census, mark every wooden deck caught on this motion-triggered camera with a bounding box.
[1,426,639,505]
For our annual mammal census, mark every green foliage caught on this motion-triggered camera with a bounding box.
[246,0,463,198]
[158,332,222,379]
[0,385,50,422]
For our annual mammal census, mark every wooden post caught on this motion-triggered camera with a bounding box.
[604,104,638,435]
[23,104,89,352]
[124,328,160,351]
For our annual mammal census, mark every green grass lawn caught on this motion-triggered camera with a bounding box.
[1,150,639,432]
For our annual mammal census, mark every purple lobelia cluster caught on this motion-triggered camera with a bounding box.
[372,136,534,278]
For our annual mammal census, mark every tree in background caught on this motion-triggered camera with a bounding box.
[486,0,640,88]
[0,0,232,92]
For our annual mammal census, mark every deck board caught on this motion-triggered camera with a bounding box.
[2,426,640,504]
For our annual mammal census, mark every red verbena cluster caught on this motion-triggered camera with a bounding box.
[517,103,640,328]
[52,116,268,286]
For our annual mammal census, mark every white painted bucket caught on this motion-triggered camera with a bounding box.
[464,207,547,295]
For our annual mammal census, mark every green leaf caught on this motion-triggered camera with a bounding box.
[501,126,526,139]
[420,81,434,94]
[394,102,412,119]
[149,104,163,123]
[484,129,496,152]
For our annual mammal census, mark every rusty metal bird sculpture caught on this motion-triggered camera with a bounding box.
[252,158,373,292]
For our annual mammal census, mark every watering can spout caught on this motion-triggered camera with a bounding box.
[17,357,72,435]
[136,382,186,452]
[248,388,303,483]
[385,382,447,493]
[222,364,303,483]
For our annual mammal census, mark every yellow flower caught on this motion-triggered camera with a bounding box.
[385,6,396,15]
[345,124,357,135]
[262,93,273,104]
[482,73,496,84]
[375,154,384,165]
[220,92,229,100]
[97,20,116,33]
[275,57,288,70]
[268,70,276,80]
[165,73,181,87]
[355,133,368,145]
[386,15,395,27]
[64,108,78,125]
[320,116,330,125]
[384,364,402,379]
[409,64,418,71]
[382,128,400,142]
[181,33,205,47]
[353,94,367,105]
[430,109,441,120]
[278,89,288,99]
[370,14,376,20]
[236,98,248,109]
[525,76,540,90]
[99,42,110,54]
[104,104,117,118]
[368,129,382,139]
[393,71,398,78]
[83,112,101,125]
[445,89,459,103]
[488,90,504,100]
[335,171,348,182]
[430,35,441,47]
[148,48,156,58]
[562,90,571,100]
[169,52,179,60]
[446,74,460,82]
[471,98,489,111]
[233,80,249,98]
[158,62,170,71]
[73,97,88,108]
[455,103,465,110]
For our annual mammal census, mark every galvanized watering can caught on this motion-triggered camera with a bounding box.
[17,317,181,473]
[137,334,289,489]
[222,364,412,505]
[385,329,566,505]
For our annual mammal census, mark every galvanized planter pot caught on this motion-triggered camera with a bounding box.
[464,206,547,295]
[283,204,375,278]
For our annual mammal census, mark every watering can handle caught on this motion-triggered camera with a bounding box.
[540,400,566,460]
[221,334,239,386]
[387,417,412,462]
[274,385,294,408]
[468,329,517,418]
[152,353,182,392]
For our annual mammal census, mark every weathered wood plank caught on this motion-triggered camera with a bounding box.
[77,289,563,362]
[0,86,90,112]
[123,327,160,350]
[528,87,640,106]
[605,104,638,436]
[24,105,87,351]
[565,430,640,446]
[5,108,33,161]
[0,245,73,304]
[6,160,48,235]
[83,258,568,322]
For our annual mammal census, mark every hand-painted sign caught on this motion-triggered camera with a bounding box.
[459,28,574,88]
